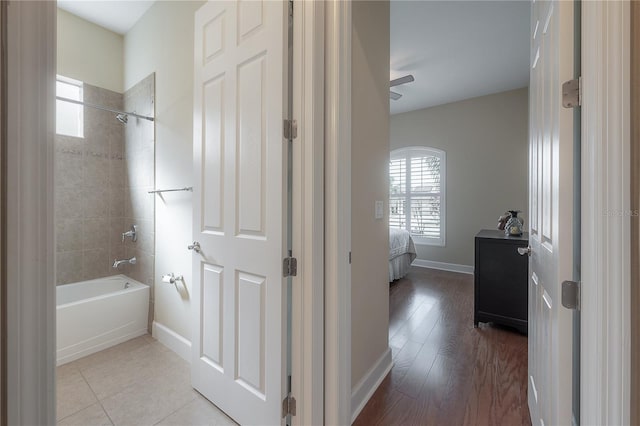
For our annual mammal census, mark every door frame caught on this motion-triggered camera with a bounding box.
[0,1,6,423]
[321,1,634,425]
[323,1,352,425]
[290,1,326,425]
[3,1,57,424]
[631,3,640,424]
[581,1,632,424]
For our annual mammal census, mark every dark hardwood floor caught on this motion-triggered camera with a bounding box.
[354,267,531,426]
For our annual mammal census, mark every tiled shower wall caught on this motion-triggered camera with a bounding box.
[55,75,156,299]
[55,84,126,285]
[123,73,156,326]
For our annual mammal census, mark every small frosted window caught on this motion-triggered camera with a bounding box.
[56,76,84,138]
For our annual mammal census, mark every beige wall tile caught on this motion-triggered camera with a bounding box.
[56,85,127,285]
[83,155,110,188]
[83,187,110,219]
[56,188,84,220]
[109,158,125,189]
[108,187,125,218]
[109,218,126,249]
[82,248,110,280]
[57,218,83,253]
[82,218,110,251]
[57,251,84,285]
[56,151,84,188]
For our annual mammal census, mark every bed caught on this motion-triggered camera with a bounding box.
[389,228,417,282]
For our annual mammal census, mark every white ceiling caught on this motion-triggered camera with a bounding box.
[58,1,529,113]
[390,1,530,115]
[57,0,155,35]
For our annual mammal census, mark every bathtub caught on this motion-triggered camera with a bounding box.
[56,274,150,366]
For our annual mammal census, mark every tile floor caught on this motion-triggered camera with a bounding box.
[56,335,237,426]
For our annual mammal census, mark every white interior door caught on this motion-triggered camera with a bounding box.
[192,1,288,424]
[528,1,576,425]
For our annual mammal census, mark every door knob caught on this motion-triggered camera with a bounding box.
[188,241,201,253]
[517,246,531,256]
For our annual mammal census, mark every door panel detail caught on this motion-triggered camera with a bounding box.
[202,76,225,233]
[203,12,225,63]
[235,271,266,396]
[201,263,224,370]
[238,0,264,42]
[237,54,266,237]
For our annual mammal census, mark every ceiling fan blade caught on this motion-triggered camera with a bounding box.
[389,91,402,100]
[390,74,415,87]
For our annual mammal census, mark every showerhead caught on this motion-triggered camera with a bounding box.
[116,113,128,124]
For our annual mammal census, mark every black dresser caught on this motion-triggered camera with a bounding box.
[474,229,529,334]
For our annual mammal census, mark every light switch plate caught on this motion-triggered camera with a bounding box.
[375,201,384,219]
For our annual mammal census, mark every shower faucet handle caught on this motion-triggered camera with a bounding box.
[122,225,137,242]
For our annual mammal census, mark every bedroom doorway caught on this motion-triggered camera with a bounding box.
[351,1,533,423]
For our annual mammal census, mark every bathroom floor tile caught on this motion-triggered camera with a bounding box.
[56,363,99,420]
[73,335,154,371]
[57,402,113,426]
[58,334,234,426]
[154,394,237,426]
[100,362,197,425]
[80,339,179,400]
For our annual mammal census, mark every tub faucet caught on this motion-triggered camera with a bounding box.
[113,257,137,268]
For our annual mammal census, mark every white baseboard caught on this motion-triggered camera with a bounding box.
[152,321,191,363]
[412,259,474,275]
[351,348,393,424]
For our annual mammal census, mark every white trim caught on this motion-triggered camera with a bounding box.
[152,321,191,364]
[411,259,474,275]
[324,1,352,425]
[350,348,393,424]
[5,1,56,424]
[581,1,631,425]
[291,1,325,425]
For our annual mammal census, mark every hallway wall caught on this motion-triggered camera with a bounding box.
[351,0,391,392]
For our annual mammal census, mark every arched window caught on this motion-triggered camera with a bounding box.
[390,146,446,246]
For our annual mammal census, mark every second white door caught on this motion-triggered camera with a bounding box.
[527,0,576,425]
[191,1,289,424]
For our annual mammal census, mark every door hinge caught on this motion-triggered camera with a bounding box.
[288,0,293,18]
[282,394,297,417]
[284,119,297,140]
[283,256,297,277]
[561,280,580,310]
[562,77,582,108]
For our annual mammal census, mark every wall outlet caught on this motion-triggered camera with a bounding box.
[375,201,384,219]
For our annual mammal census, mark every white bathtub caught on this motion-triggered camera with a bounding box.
[56,274,150,366]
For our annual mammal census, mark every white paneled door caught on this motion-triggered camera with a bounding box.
[192,1,288,424]
[528,1,576,425]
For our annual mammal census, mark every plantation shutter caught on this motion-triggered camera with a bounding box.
[389,147,445,246]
